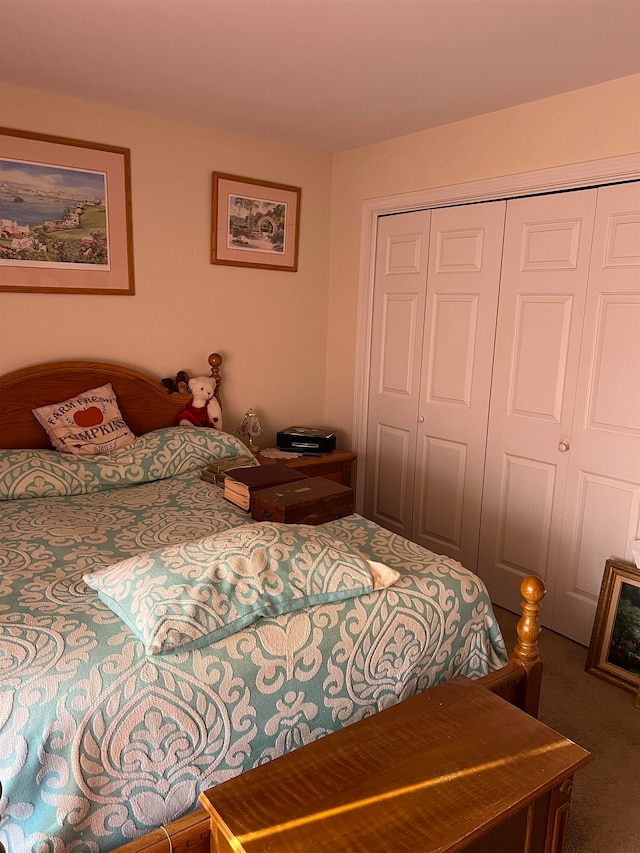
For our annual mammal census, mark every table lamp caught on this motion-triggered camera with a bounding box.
[237,407,263,454]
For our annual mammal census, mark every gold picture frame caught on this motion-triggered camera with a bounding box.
[211,172,300,272]
[0,127,134,295]
[586,558,640,694]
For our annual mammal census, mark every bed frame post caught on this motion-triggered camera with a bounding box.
[509,575,546,717]
[208,352,222,405]
[476,575,545,716]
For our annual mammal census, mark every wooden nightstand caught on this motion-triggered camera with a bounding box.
[254,450,356,486]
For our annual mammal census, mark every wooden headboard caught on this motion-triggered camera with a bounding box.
[0,353,222,449]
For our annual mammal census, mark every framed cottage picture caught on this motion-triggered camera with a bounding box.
[586,558,640,694]
[211,172,300,272]
[0,127,134,295]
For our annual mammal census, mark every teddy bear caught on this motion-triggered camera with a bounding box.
[177,376,223,430]
[162,370,190,395]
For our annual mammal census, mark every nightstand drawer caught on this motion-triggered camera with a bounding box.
[251,477,353,525]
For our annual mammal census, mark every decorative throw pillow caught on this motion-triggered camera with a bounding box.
[32,383,135,455]
[83,522,400,655]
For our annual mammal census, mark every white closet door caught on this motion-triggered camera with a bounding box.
[478,189,598,618]
[412,201,506,569]
[364,210,431,538]
[552,181,640,644]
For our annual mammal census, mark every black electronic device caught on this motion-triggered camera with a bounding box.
[276,426,336,454]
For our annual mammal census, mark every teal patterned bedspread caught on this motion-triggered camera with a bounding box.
[0,428,507,852]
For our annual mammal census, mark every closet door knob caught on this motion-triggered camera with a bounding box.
[418,415,425,423]
[558,441,570,453]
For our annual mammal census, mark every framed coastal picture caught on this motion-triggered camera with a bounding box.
[211,172,300,271]
[0,127,134,295]
[586,558,640,694]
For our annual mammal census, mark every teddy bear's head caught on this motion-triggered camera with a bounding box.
[188,375,216,407]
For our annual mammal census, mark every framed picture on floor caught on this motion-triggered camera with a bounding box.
[586,558,640,694]
[211,172,300,272]
[0,127,134,295]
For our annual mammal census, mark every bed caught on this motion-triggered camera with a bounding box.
[0,353,544,853]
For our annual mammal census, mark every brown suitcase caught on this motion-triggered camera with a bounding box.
[251,476,353,525]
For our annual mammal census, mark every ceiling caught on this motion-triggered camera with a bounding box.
[1,0,639,153]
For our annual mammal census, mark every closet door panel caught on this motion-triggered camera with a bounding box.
[369,423,414,527]
[364,211,430,537]
[553,182,640,644]
[478,189,597,617]
[427,295,478,405]
[413,202,505,568]
[571,473,639,590]
[414,434,467,549]
[493,454,557,579]
[587,294,640,433]
[510,295,574,421]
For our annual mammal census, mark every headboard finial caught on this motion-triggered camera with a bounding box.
[208,353,222,400]
[511,575,546,669]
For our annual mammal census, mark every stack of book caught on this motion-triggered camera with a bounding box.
[222,464,308,511]
[200,457,256,488]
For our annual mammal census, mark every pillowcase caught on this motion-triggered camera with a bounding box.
[32,383,135,455]
[0,427,257,501]
[83,522,400,655]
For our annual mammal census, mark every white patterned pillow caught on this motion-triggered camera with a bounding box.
[0,427,256,501]
[32,383,135,455]
[83,522,400,655]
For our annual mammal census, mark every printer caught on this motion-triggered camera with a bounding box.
[276,426,336,454]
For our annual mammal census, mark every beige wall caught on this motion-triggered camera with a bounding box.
[0,83,333,442]
[326,74,640,445]
[3,76,639,449]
